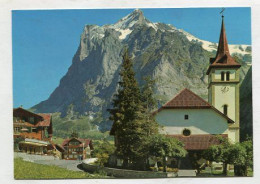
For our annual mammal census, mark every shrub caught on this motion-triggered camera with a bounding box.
[167,168,179,173]
[94,153,109,167]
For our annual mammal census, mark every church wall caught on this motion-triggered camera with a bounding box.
[214,84,236,121]
[229,129,237,143]
[214,69,236,80]
[155,109,229,135]
[208,87,212,104]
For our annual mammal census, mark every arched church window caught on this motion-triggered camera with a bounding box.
[223,105,228,115]
[226,72,230,81]
[182,129,191,136]
[221,72,225,81]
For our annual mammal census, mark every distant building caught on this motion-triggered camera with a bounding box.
[18,138,53,155]
[61,137,93,160]
[13,107,53,154]
[52,144,65,159]
[13,107,53,140]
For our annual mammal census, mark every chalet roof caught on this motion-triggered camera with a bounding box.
[13,107,52,127]
[55,144,65,152]
[61,137,93,149]
[153,88,234,123]
[36,114,51,127]
[207,16,241,74]
[167,134,228,150]
[13,107,43,119]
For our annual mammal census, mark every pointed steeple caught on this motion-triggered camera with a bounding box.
[216,16,230,59]
[207,15,241,75]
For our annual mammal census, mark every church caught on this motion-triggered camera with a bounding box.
[109,15,242,170]
[154,15,241,150]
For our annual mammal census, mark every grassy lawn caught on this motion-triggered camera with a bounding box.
[14,158,104,179]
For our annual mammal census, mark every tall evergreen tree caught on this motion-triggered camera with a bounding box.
[108,49,144,168]
[141,76,157,112]
[70,130,79,138]
[134,76,159,169]
[140,76,159,136]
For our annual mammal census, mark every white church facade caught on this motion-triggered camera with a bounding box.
[154,16,241,150]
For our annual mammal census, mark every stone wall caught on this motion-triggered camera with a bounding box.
[82,162,177,178]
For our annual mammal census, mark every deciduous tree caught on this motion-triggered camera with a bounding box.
[203,136,253,176]
[148,134,187,172]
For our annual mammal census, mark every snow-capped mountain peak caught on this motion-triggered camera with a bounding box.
[34,9,251,132]
[114,9,146,29]
[114,9,157,30]
[179,29,251,55]
[112,9,158,40]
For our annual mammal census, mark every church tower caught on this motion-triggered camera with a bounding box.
[207,16,241,143]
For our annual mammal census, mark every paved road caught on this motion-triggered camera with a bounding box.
[14,152,83,172]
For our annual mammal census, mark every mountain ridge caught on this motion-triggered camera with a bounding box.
[32,9,252,131]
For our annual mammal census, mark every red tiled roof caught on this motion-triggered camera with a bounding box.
[153,88,234,123]
[207,17,241,74]
[78,139,92,147]
[61,139,70,147]
[163,88,211,108]
[13,107,52,127]
[168,134,228,150]
[37,113,51,127]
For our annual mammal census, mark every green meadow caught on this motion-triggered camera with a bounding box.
[14,158,104,179]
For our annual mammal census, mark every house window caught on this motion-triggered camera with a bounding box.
[223,105,228,115]
[14,127,20,133]
[221,72,225,81]
[184,115,189,120]
[183,129,191,136]
[31,128,37,133]
[226,72,230,81]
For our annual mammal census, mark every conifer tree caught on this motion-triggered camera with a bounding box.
[70,130,79,138]
[108,49,144,168]
[141,76,157,112]
[140,76,159,136]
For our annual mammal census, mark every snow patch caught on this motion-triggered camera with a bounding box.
[147,22,158,31]
[229,45,251,55]
[179,29,251,55]
[115,28,133,40]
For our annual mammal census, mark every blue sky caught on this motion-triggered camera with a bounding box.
[12,8,251,108]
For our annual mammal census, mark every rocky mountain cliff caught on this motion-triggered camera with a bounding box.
[240,66,253,141]
[33,9,252,131]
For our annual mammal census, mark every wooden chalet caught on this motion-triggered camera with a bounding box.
[13,107,53,154]
[61,137,93,160]
[13,107,53,140]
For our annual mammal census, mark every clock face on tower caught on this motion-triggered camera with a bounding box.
[221,86,229,93]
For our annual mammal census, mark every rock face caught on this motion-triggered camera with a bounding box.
[240,66,253,141]
[33,9,252,131]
